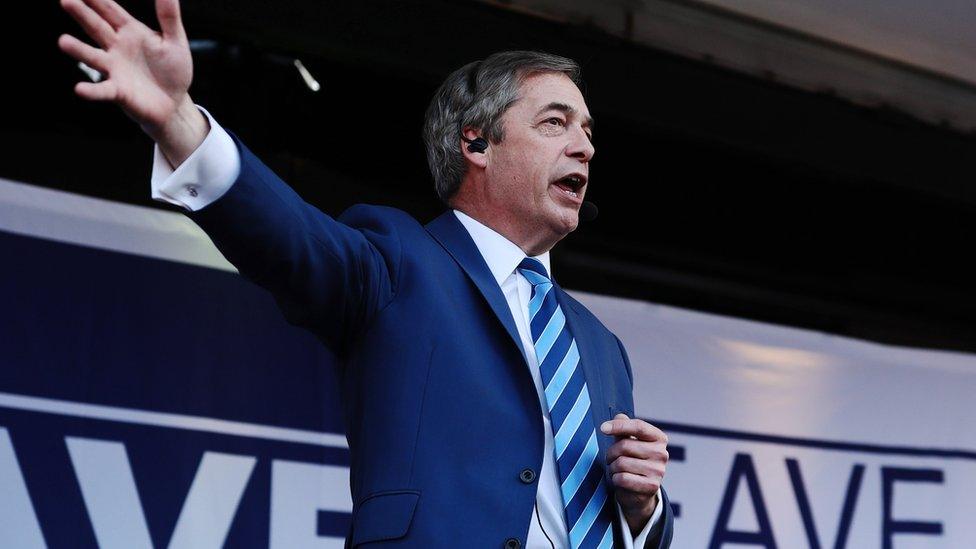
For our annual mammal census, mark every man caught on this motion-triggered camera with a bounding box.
[58,0,674,546]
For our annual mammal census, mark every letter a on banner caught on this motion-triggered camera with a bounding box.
[709,453,777,549]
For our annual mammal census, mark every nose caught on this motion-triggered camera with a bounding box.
[566,125,595,162]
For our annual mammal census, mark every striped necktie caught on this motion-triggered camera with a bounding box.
[518,258,616,549]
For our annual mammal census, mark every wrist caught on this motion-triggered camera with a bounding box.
[623,493,657,536]
[150,95,209,168]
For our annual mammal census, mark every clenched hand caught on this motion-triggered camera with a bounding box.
[601,414,669,537]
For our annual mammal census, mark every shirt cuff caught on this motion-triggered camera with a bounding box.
[617,493,664,549]
[150,105,240,211]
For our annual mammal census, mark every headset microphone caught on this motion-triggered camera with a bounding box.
[461,135,489,154]
[580,201,599,222]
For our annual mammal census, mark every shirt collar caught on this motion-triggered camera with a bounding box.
[453,210,552,286]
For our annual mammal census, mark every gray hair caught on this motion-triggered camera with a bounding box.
[423,51,582,203]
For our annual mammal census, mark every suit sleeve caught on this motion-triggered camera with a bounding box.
[187,133,401,354]
[645,488,674,549]
[614,336,675,549]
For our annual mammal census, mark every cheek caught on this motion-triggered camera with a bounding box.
[491,144,553,202]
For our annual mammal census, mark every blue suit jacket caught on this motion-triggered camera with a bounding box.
[189,136,674,548]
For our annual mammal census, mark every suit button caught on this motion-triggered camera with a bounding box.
[519,468,537,484]
[504,538,521,549]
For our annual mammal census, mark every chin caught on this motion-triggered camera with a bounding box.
[563,214,580,233]
[547,209,580,238]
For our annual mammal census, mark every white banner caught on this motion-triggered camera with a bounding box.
[578,293,976,548]
[4,177,973,547]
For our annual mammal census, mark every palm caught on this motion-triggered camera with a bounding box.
[111,25,190,127]
[59,0,192,134]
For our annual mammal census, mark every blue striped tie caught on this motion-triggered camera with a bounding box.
[518,258,616,549]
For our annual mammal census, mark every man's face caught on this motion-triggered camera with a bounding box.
[483,72,595,247]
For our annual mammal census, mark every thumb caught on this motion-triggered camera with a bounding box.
[156,0,186,41]
[600,413,631,435]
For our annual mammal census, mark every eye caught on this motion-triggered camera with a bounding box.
[544,117,565,127]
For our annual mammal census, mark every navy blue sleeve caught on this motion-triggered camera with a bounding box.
[188,134,402,353]
[614,335,674,548]
[646,488,674,549]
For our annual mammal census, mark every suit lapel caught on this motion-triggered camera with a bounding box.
[425,211,526,358]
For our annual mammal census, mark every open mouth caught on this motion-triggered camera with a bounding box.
[552,174,586,199]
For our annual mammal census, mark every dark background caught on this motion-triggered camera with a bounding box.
[10,0,976,351]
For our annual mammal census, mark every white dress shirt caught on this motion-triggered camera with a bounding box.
[150,108,663,547]
[453,211,661,549]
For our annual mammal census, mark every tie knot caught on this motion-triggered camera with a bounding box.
[517,257,551,285]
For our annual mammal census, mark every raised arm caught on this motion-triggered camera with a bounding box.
[58,0,207,167]
[58,0,402,353]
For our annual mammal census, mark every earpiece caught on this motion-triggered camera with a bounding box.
[461,135,489,154]
[461,60,489,154]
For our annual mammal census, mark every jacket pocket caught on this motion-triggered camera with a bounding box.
[350,490,420,547]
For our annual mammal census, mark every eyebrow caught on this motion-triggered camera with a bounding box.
[536,102,595,132]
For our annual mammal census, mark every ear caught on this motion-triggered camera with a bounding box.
[461,127,489,169]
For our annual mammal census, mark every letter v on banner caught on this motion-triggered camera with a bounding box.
[785,458,865,549]
[66,437,256,549]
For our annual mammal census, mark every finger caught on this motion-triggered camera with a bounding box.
[608,454,667,489]
[600,413,635,438]
[611,471,661,495]
[58,34,110,73]
[83,0,133,29]
[61,0,116,47]
[74,80,119,102]
[156,0,186,41]
[606,438,667,463]
[600,416,667,443]
[608,455,655,477]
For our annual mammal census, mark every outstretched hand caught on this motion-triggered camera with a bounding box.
[58,0,208,165]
